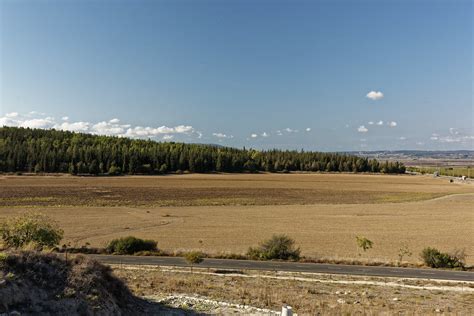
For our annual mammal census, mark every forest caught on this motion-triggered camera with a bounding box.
[0,127,406,175]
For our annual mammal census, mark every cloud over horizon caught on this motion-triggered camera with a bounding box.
[0,112,196,140]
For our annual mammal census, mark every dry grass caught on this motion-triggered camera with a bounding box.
[0,174,473,264]
[114,265,474,315]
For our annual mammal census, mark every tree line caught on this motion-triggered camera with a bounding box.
[0,127,406,175]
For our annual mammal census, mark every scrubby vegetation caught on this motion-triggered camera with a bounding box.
[185,251,205,265]
[106,236,157,255]
[0,251,145,314]
[420,247,466,269]
[356,236,373,255]
[0,126,406,174]
[0,212,63,250]
[247,234,301,261]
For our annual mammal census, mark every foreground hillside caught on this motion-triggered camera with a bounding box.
[0,251,202,315]
[0,126,405,174]
[0,251,144,315]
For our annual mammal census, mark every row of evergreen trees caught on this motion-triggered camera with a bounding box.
[0,127,406,175]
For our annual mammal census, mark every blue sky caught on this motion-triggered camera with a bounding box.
[1,0,472,151]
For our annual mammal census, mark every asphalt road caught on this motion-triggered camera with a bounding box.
[88,254,474,282]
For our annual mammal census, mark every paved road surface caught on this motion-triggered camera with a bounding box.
[88,254,473,282]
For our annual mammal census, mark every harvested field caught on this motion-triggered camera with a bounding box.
[0,173,471,207]
[1,173,472,264]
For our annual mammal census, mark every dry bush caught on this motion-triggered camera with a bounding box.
[0,212,63,250]
[247,234,300,261]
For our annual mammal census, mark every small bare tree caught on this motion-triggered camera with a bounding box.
[397,243,412,265]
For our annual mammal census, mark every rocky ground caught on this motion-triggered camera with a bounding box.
[115,264,474,315]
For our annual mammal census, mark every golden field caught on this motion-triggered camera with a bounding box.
[1,173,473,264]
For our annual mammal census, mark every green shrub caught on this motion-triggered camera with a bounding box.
[247,234,300,261]
[356,236,373,253]
[0,213,63,250]
[0,252,8,266]
[420,247,465,269]
[106,236,157,255]
[185,251,205,265]
[108,165,122,176]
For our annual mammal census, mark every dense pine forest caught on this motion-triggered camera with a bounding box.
[0,127,405,175]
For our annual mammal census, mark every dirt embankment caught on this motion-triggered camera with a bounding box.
[0,251,187,315]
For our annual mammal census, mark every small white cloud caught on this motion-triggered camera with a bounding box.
[61,116,69,121]
[261,132,269,137]
[109,118,120,124]
[368,121,374,125]
[357,125,368,133]
[162,135,174,140]
[276,130,283,136]
[376,120,384,125]
[57,121,90,132]
[212,132,233,139]
[366,91,384,101]
[305,127,311,132]
[449,127,459,135]
[388,121,397,127]
[284,128,298,133]
[399,136,407,140]
[250,133,258,138]
[5,112,18,118]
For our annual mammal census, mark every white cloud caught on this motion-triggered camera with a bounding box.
[20,118,55,129]
[368,121,374,125]
[376,120,384,125]
[399,136,407,140]
[57,121,91,132]
[388,121,397,127]
[261,132,269,137]
[162,135,174,140]
[449,128,459,135]
[357,125,368,133]
[276,130,283,136]
[284,128,298,133]
[429,129,474,144]
[5,112,18,118]
[305,127,311,132]
[0,111,196,139]
[250,133,258,138]
[212,132,233,139]
[366,91,384,101]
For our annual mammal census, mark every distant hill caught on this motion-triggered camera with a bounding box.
[0,126,405,175]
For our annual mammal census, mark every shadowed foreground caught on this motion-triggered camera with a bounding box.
[0,251,201,315]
